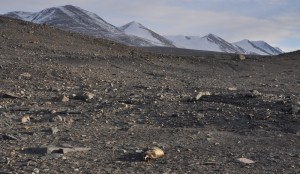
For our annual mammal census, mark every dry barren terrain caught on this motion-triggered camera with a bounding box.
[0,17,300,173]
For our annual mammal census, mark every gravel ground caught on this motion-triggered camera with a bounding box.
[0,16,300,174]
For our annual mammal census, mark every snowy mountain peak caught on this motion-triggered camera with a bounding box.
[128,21,143,26]
[3,5,158,47]
[119,21,145,31]
[205,33,218,38]
[119,21,175,47]
[233,39,283,55]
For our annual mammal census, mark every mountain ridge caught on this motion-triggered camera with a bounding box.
[4,5,157,47]
[3,5,284,55]
[165,34,246,54]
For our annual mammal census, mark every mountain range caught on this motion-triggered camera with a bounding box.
[2,5,283,55]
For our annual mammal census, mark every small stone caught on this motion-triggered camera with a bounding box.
[204,161,217,165]
[50,115,63,122]
[195,91,211,101]
[228,87,237,91]
[33,168,39,174]
[135,150,143,153]
[143,147,165,161]
[58,95,69,102]
[49,86,61,92]
[21,115,30,123]
[237,158,255,164]
[238,54,246,60]
[19,72,32,80]
[50,127,59,134]
[245,90,262,98]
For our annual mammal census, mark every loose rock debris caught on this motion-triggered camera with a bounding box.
[0,16,299,173]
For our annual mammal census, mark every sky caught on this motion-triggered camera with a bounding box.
[0,0,299,52]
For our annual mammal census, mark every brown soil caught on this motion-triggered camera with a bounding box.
[0,16,300,174]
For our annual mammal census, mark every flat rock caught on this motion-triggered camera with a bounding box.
[228,87,237,91]
[237,157,255,164]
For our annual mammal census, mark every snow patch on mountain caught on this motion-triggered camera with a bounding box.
[119,21,175,47]
[233,39,268,55]
[251,41,284,55]
[4,11,35,21]
[166,34,244,54]
[233,39,283,55]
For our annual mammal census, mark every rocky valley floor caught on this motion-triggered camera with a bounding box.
[0,17,300,173]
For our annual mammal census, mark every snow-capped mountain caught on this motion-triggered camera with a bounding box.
[251,41,284,55]
[119,21,175,47]
[166,34,246,54]
[3,5,156,47]
[3,11,36,21]
[233,39,269,55]
[3,5,285,54]
[233,39,283,55]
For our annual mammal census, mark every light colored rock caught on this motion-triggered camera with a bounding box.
[237,157,255,164]
[50,127,59,134]
[143,147,165,161]
[239,54,246,60]
[33,168,40,174]
[195,91,211,101]
[58,95,69,102]
[21,115,30,123]
[19,72,32,80]
[228,87,237,91]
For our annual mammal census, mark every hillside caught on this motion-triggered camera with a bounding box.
[0,16,299,173]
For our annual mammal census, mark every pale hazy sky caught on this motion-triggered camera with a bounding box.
[0,0,299,52]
